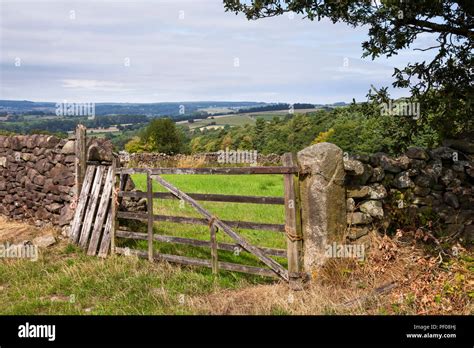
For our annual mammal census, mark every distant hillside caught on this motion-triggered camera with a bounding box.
[0,100,347,117]
[0,100,267,117]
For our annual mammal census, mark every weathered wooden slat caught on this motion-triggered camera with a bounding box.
[70,166,96,243]
[117,166,298,175]
[78,166,106,248]
[210,224,218,274]
[74,125,87,197]
[87,166,114,255]
[115,247,278,278]
[146,171,154,262]
[108,160,118,255]
[282,153,303,285]
[111,172,127,254]
[98,211,113,258]
[115,230,287,257]
[116,247,210,267]
[218,260,278,278]
[116,211,285,233]
[151,175,289,281]
[118,191,285,205]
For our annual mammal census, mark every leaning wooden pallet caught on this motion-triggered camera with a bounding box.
[69,162,115,257]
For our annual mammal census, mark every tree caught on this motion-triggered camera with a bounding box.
[254,118,266,152]
[125,137,149,153]
[312,128,335,144]
[221,133,234,149]
[224,0,473,138]
[141,118,183,154]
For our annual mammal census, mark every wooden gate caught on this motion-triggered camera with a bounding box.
[112,153,303,283]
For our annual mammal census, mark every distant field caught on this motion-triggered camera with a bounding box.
[185,108,320,131]
[187,114,256,130]
[241,108,319,118]
[23,115,61,120]
[197,107,237,115]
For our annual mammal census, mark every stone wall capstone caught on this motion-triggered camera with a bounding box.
[119,152,282,167]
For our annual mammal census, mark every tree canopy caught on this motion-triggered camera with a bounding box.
[126,118,185,154]
[224,0,473,138]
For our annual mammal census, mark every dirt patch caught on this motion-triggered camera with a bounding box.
[0,216,60,244]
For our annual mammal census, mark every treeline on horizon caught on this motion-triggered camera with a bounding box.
[0,114,149,136]
[125,100,471,157]
[1,100,471,157]
[0,102,330,139]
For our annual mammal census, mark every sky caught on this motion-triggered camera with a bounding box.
[0,0,438,104]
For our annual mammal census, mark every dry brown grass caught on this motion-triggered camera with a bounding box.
[175,156,207,168]
[187,232,473,315]
[0,216,60,244]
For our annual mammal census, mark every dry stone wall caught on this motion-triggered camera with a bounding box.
[0,135,77,226]
[0,132,118,227]
[343,140,474,247]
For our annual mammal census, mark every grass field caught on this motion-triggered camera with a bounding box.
[1,174,471,315]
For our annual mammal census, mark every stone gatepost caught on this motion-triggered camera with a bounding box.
[297,143,346,275]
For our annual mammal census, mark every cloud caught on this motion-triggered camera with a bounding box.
[0,0,435,103]
[61,79,133,92]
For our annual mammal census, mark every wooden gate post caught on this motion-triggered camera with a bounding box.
[210,224,218,274]
[146,170,154,262]
[75,124,87,196]
[110,158,118,255]
[282,153,303,288]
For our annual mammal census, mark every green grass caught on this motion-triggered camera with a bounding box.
[186,109,318,130]
[119,174,287,269]
[0,174,287,314]
[0,244,264,314]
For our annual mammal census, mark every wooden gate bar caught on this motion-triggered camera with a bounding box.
[115,247,278,278]
[151,175,289,281]
[116,211,285,233]
[119,191,285,205]
[115,230,287,257]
